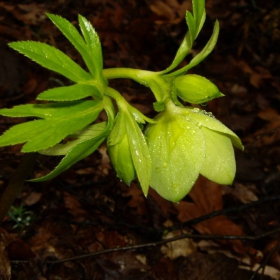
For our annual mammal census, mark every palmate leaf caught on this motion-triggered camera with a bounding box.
[0,100,103,152]
[40,122,107,156]
[31,100,115,182]
[8,41,92,83]
[37,83,102,101]
[47,14,103,80]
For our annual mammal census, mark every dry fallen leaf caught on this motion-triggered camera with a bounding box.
[175,176,259,256]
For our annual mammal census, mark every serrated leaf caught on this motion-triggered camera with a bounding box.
[31,116,113,182]
[9,41,92,83]
[170,20,219,76]
[31,134,105,182]
[192,0,206,37]
[40,122,107,155]
[78,15,103,79]
[0,100,103,152]
[0,100,98,118]
[161,32,192,74]
[161,0,206,74]
[185,11,196,44]
[37,83,102,101]
[47,14,102,79]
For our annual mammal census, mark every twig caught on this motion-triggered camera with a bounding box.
[166,195,280,231]
[47,226,280,265]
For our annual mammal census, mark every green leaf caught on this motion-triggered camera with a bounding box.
[9,41,92,83]
[0,100,103,152]
[31,133,105,182]
[47,14,103,79]
[185,11,196,44]
[161,0,206,74]
[39,122,107,155]
[0,100,98,118]
[78,15,103,79]
[192,0,206,38]
[169,20,219,76]
[37,84,102,101]
[161,32,192,74]
[31,114,113,182]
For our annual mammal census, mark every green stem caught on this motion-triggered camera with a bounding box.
[103,68,156,86]
[103,68,169,102]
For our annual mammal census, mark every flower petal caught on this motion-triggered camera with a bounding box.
[146,114,205,202]
[200,127,236,185]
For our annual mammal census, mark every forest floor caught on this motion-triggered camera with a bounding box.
[0,0,280,279]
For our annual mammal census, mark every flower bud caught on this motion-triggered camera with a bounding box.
[174,74,224,104]
[107,134,136,185]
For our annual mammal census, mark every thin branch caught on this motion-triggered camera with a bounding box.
[166,195,280,231]
[47,226,280,265]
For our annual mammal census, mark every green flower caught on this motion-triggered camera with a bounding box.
[145,100,243,202]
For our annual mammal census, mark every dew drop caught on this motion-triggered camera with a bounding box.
[163,162,168,168]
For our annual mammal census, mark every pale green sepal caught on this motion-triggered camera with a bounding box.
[200,127,236,185]
[145,112,205,202]
[8,41,92,83]
[37,84,102,101]
[39,122,107,156]
[182,108,244,150]
[175,74,223,104]
[125,111,152,196]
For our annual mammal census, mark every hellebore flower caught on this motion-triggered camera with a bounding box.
[145,100,243,202]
